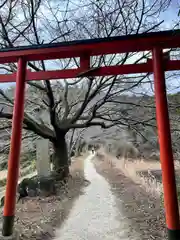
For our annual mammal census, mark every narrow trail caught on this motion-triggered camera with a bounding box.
[54,154,140,240]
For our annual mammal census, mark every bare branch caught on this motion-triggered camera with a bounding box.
[0,111,55,141]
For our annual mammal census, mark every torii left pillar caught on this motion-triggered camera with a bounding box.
[2,58,26,237]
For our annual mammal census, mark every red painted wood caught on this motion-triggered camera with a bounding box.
[153,48,180,230]
[0,31,179,63]
[3,58,26,217]
[0,60,179,82]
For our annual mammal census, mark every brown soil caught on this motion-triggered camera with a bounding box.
[11,155,88,240]
[93,155,167,240]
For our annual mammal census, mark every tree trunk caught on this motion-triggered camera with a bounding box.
[53,133,69,179]
[67,129,76,166]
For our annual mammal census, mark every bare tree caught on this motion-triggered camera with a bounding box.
[66,128,86,163]
[0,0,173,176]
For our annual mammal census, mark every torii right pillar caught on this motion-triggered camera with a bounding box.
[153,47,180,240]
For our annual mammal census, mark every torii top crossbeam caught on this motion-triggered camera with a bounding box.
[1,29,180,62]
[1,29,180,240]
[0,29,180,83]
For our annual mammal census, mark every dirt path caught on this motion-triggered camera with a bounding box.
[54,154,141,240]
[93,156,167,240]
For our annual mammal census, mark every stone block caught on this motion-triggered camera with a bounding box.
[36,139,50,178]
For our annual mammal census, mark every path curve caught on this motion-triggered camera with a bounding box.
[54,154,140,239]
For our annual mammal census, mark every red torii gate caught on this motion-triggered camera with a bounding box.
[0,29,180,239]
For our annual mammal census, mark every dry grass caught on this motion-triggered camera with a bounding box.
[114,158,163,197]
[97,147,180,198]
[119,158,180,198]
